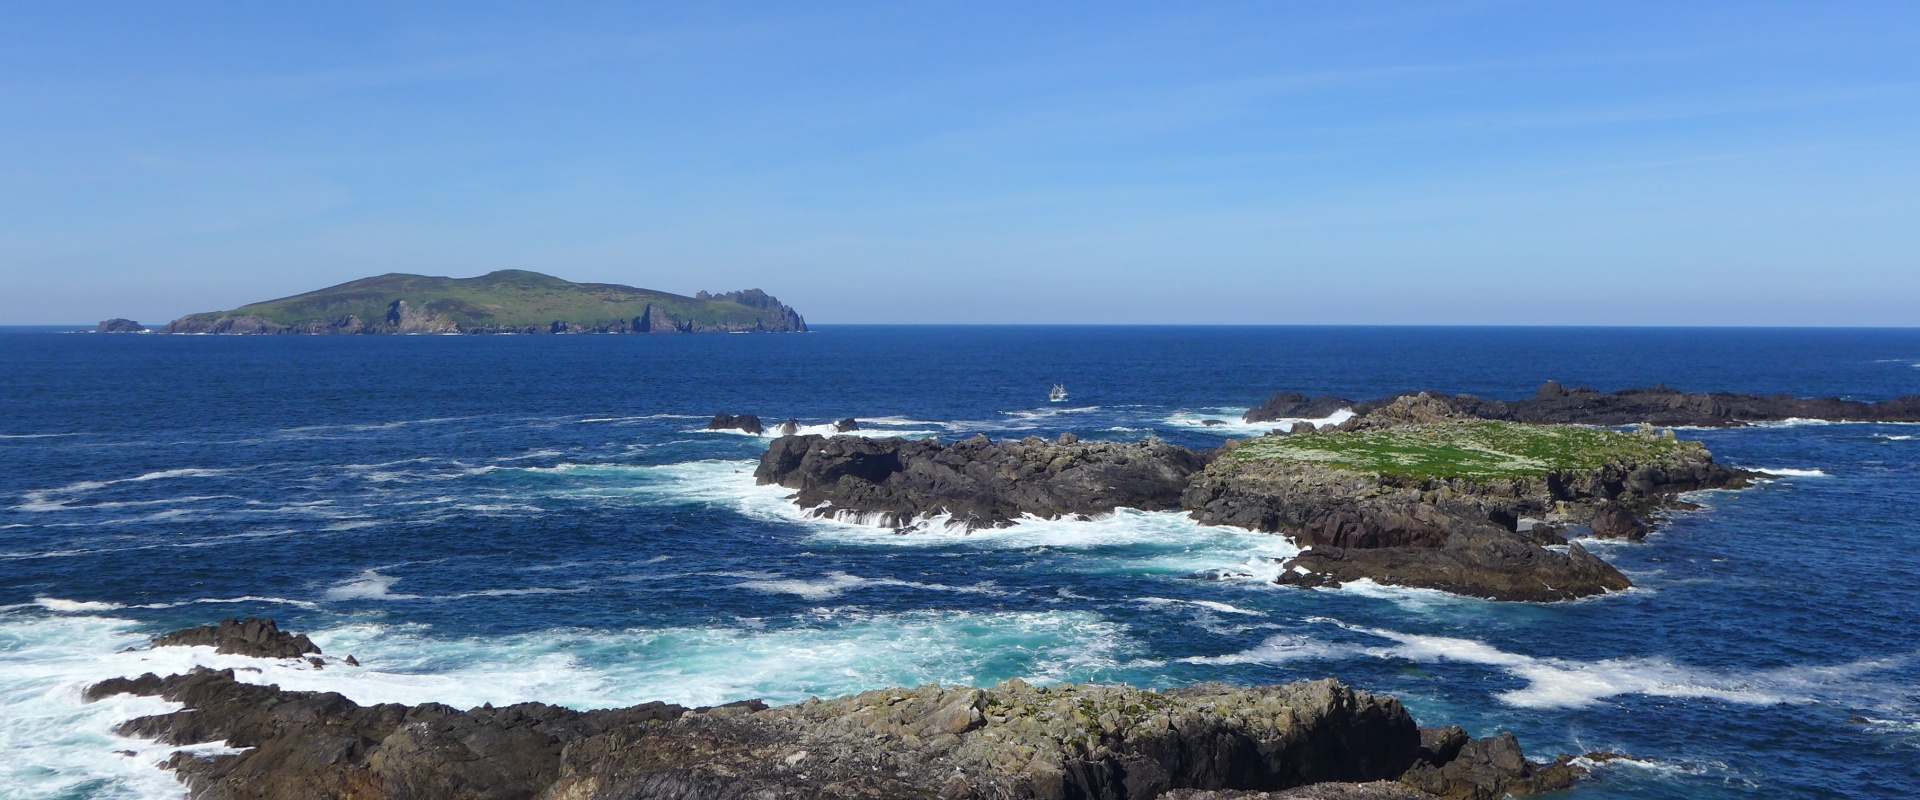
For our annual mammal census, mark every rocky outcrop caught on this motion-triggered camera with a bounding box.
[707,413,765,435]
[88,634,1586,800]
[1398,729,1583,800]
[94,318,147,333]
[1245,382,1920,427]
[1587,501,1648,541]
[1273,531,1630,602]
[385,300,460,333]
[148,617,320,660]
[1187,399,1747,600]
[1244,394,1356,424]
[755,434,1212,530]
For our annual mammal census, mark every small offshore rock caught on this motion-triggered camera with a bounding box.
[149,618,320,659]
[707,412,764,435]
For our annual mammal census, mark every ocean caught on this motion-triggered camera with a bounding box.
[2,325,1916,799]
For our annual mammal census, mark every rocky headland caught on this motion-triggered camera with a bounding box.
[91,619,1590,800]
[1244,382,1920,427]
[152,270,807,335]
[755,393,1752,601]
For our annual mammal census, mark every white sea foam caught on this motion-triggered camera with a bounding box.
[1328,578,1472,611]
[696,421,941,439]
[738,571,1006,600]
[738,572,872,600]
[578,414,705,423]
[14,469,231,512]
[1163,408,1355,437]
[0,615,218,800]
[0,608,1133,798]
[1193,620,1913,710]
[323,570,419,601]
[33,598,126,613]
[1750,467,1831,478]
[516,459,1302,584]
[1136,597,1263,616]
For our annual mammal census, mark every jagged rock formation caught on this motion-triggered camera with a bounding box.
[156,270,807,334]
[707,412,765,435]
[755,433,1212,530]
[94,318,147,333]
[148,617,320,660]
[88,626,1586,800]
[1243,394,1357,424]
[1244,382,1920,427]
[1191,394,1748,600]
[753,393,1747,600]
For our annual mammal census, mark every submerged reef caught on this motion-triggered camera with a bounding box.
[757,392,1751,602]
[92,620,1589,800]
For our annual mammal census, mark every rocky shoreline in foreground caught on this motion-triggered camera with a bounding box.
[754,386,1776,602]
[91,619,1595,800]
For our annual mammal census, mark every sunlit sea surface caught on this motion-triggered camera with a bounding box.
[3,325,1916,799]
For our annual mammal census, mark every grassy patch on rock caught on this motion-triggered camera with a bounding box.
[1228,421,1700,480]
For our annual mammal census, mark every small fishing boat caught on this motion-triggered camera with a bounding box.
[1049,384,1069,403]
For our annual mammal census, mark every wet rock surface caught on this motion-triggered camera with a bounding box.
[148,617,321,660]
[1273,531,1631,602]
[1244,394,1357,424]
[706,412,764,435]
[89,630,1586,800]
[755,433,1212,530]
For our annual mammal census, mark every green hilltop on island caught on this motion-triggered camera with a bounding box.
[132,270,807,334]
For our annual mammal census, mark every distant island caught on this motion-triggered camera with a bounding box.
[104,270,807,334]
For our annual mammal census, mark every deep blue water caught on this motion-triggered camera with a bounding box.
[2,326,1917,799]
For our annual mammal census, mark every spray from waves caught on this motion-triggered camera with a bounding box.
[324,570,420,601]
[0,615,232,800]
[1163,408,1355,437]
[513,459,1302,584]
[1880,434,1916,442]
[1750,467,1832,478]
[1183,619,1915,710]
[14,469,232,512]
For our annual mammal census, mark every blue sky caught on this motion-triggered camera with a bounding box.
[2,2,1916,325]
